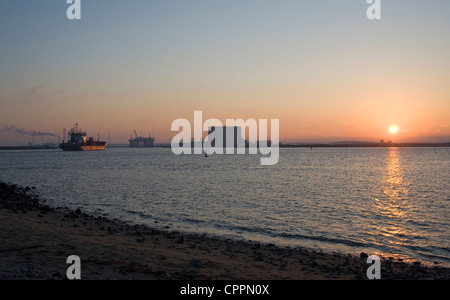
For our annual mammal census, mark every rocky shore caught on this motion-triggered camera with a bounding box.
[0,181,448,280]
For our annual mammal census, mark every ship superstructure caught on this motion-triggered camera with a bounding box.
[59,123,106,151]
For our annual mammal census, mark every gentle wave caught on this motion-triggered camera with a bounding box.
[0,147,449,267]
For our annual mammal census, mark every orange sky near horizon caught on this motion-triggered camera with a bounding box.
[0,1,449,145]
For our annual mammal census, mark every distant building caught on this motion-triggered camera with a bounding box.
[129,130,155,147]
[208,126,245,148]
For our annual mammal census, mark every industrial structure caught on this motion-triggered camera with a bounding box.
[207,126,245,148]
[129,130,155,148]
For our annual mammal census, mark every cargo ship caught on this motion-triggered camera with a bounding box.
[59,123,106,151]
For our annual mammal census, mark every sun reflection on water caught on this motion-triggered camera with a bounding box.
[371,148,415,252]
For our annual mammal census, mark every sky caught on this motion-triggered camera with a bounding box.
[1,0,449,145]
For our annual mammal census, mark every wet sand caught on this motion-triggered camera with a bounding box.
[0,182,448,280]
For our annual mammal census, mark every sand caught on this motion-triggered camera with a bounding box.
[0,182,448,280]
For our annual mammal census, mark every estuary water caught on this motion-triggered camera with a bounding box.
[0,147,448,267]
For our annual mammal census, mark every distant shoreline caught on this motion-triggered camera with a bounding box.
[1,142,449,151]
[0,146,58,150]
[279,142,450,148]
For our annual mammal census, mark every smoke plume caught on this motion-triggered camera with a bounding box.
[2,125,60,140]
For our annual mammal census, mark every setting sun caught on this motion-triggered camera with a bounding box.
[389,126,399,134]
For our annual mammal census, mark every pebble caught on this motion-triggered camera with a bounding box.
[2,181,449,280]
[188,259,203,268]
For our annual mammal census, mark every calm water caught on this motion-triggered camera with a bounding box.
[0,147,449,267]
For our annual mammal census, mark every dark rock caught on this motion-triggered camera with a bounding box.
[309,261,319,267]
[188,259,203,268]
[52,272,64,279]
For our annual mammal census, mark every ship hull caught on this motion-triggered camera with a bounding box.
[59,143,106,151]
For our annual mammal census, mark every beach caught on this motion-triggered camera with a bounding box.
[0,182,448,280]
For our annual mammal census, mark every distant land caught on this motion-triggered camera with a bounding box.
[1,141,450,151]
[279,141,450,148]
[0,145,57,150]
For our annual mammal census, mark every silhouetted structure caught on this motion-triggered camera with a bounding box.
[60,123,106,151]
[208,126,245,148]
[129,130,155,148]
